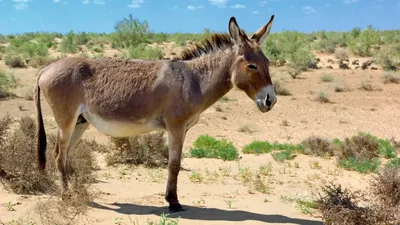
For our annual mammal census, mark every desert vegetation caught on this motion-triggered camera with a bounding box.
[1,13,400,225]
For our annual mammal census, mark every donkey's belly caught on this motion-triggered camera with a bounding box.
[82,112,165,137]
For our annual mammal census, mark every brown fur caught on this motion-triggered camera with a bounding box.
[35,15,277,211]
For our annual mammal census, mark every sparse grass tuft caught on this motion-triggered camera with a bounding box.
[315,91,331,103]
[333,80,350,92]
[334,48,349,61]
[189,135,238,161]
[382,71,400,84]
[4,54,25,68]
[320,73,334,82]
[0,116,99,197]
[370,166,400,208]
[273,80,292,96]
[300,136,335,158]
[242,141,273,154]
[272,149,296,162]
[0,68,17,99]
[238,125,253,134]
[105,132,169,168]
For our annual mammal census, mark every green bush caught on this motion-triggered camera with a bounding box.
[189,135,238,161]
[4,54,25,68]
[0,68,17,98]
[59,31,78,53]
[111,14,151,48]
[126,44,163,60]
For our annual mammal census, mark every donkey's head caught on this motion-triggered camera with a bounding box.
[228,15,276,113]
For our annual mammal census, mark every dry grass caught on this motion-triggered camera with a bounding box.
[334,48,349,61]
[105,132,169,168]
[300,136,335,158]
[273,80,292,96]
[315,91,331,103]
[317,164,400,225]
[382,71,400,84]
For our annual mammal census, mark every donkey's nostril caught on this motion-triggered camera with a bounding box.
[265,94,272,107]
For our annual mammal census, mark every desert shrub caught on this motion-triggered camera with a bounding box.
[91,45,104,53]
[334,48,349,61]
[375,47,398,71]
[59,31,78,53]
[242,140,300,154]
[111,14,151,49]
[333,132,396,173]
[271,149,296,162]
[370,166,400,207]
[74,32,90,45]
[334,80,350,92]
[4,53,25,68]
[300,136,335,157]
[0,68,17,98]
[125,44,163,60]
[28,55,54,68]
[320,73,334,82]
[242,141,273,154]
[105,132,169,167]
[315,91,330,103]
[0,116,99,196]
[312,31,349,53]
[317,183,377,225]
[0,116,57,194]
[273,80,291,96]
[382,71,400,84]
[189,135,238,161]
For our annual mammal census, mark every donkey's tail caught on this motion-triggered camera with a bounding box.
[35,69,47,170]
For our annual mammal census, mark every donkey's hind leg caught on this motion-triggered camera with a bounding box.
[55,115,86,200]
[65,115,89,177]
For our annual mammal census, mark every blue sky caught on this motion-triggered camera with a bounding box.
[0,0,399,35]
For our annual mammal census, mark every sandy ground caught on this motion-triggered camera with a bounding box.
[0,47,399,225]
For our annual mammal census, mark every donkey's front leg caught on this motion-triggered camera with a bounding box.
[165,124,186,212]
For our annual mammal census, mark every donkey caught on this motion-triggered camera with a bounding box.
[34,15,277,212]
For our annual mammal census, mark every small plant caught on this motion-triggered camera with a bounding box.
[238,125,253,133]
[272,149,296,162]
[0,68,17,98]
[4,54,24,68]
[387,158,400,168]
[189,135,238,161]
[300,136,334,158]
[320,73,334,82]
[126,44,163,60]
[370,166,400,207]
[333,81,350,92]
[224,199,233,209]
[106,132,169,167]
[334,48,349,61]
[189,171,203,183]
[273,80,292,96]
[315,91,330,103]
[242,140,300,154]
[382,71,400,84]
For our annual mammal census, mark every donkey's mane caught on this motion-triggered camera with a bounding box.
[173,33,234,61]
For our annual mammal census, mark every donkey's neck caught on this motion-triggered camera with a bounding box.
[185,49,235,111]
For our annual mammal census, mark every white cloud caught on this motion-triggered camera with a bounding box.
[170,5,178,10]
[302,6,316,14]
[53,0,61,2]
[343,0,358,3]
[187,5,204,10]
[94,0,105,4]
[259,0,267,7]
[208,0,229,8]
[82,0,89,4]
[127,0,144,8]
[231,4,245,9]
[13,0,31,10]
[252,10,260,14]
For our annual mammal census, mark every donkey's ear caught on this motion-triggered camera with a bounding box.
[250,15,274,44]
[228,17,246,45]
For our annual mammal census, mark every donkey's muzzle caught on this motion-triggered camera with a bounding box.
[255,85,277,113]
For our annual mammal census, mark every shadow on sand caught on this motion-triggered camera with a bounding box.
[90,202,323,225]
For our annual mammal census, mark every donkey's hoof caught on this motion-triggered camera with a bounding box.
[169,202,184,212]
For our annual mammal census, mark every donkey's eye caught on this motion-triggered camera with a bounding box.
[247,64,257,70]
